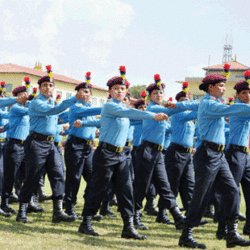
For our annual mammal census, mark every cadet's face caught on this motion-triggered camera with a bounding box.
[208,82,226,98]
[123,97,130,107]
[236,89,250,104]
[178,96,190,102]
[17,91,28,104]
[39,82,55,98]
[109,84,126,102]
[138,105,147,111]
[149,89,164,104]
[78,88,91,103]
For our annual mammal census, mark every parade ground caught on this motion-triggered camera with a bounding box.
[0,179,247,250]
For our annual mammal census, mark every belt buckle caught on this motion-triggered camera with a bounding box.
[86,140,92,146]
[47,136,53,142]
[116,146,123,153]
[187,147,192,153]
[244,147,248,153]
[157,145,163,151]
[21,140,24,144]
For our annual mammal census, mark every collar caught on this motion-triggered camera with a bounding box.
[77,100,91,107]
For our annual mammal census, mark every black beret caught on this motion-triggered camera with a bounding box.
[107,76,128,89]
[233,80,250,92]
[134,99,145,109]
[146,83,165,94]
[12,86,27,97]
[75,82,92,91]
[38,76,55,86]
[175,91,187,101]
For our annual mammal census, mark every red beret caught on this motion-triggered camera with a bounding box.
[233,80,250,91]
[175,91,187,101]
[134,99,145,109]
[202,73,226,85]
[146,83,165,93]
[12,86,26,97]
[107,76,128,89]
[38,76,55,86]
[75,82,92,91]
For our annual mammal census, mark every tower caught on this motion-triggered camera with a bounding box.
[222,35,233,63]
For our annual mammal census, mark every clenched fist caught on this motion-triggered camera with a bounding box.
[153,113,168,121]
[73,119,82,128]
[164,102,176,109]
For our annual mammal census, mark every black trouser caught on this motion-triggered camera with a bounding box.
[2,139,25,199]
[225,147,250,225]
[184,142,238,227]
[82,146,134,219]
[163,144,195,211]
[64,136,93,204]
[0,141,6,196]
[19,134,65,203]
[133,141,177,211]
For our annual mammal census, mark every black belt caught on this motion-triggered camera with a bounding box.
[30,131,55,142]
[9,138,25,145]
[170,143,193,153]
[202,140,225,152]
[143,140,164,151]
[229,144,249,153]
[99,141,124,153]
[72,135,93,146]
[125,141,133,147]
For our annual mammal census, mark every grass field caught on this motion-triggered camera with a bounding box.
[0,180,248,250]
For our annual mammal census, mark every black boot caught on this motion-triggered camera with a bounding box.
[8,192,19,204]
[92,214,103,221]
[0,207,11,217]
[226,221,250,248]
[203,204,214,219]
[199,219,208,226]
[100,201,117,217]
[16,202,29,223]
[79,216,99,236]
[1,198,17,214]
[243,224,250,236]
[216,221,228,240]
[27,196,45,213]
[156,209,174,225]
[145,198,159,216]
[65,201,82,220]
[134,210,149,230]
[37,186,52,202]
[52,200,76,223]
[179,224,206,249]
[169,206,186,230]
[122,216,147,240]
[109,196,118,207]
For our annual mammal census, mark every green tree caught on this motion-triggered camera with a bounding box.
[129,85,147,99]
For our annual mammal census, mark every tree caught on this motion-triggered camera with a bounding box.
[129,85,147,99]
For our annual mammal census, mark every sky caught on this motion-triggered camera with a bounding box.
[0,0,249,99]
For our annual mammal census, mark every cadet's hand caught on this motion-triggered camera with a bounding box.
[16,95,28,104]
[153,113,168,121]
[76,91,84,100]
[59,131,65,136]
[62,124,69,130]
[58,119,63,124]
[164,102,176,109]
[73,120,82,128]
[0,126,5,133]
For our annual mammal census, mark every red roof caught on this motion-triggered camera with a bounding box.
[203,61,250,71]
[0,63,107,91]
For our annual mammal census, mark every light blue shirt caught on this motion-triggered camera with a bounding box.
[170,111,197,147]
[0,97,17,108]
[29,93,77,136]
[142,102,181,146]
[0,107,9,138]
[99,98,155,147]
[177,94,250,145]
[54,124,63,142]
[8,103,29,140]
[127,125,135,142]
[58,111,69,124]
[228,100,250,148]
[68,100,101,140]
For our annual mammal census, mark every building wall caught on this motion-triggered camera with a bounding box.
[0,72,107,106]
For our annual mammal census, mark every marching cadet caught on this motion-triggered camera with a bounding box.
[16,66,84,223]
[64,73,102,220]
[223,78,250,237]
[0,89,10,217]
[168,73,250,248]
[133,74,185,231]
[78,67,167,239]
[1,86,30,215]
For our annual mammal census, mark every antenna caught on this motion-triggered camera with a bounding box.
[207,55,210,76]
[222,34,233,63]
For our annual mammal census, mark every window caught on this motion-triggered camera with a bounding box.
[66,92,72,99]
[6,84,12,93]
[56,91,62,96]
[92,97,97,106]
[100,99,105,106]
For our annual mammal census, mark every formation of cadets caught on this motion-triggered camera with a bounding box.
[1,64,250,249]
